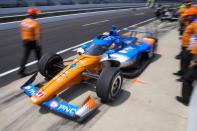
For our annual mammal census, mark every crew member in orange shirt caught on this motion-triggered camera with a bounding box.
[174,7,197,78]
[175,3,192,59]
[176,11,197,106]
[19,8,41,76]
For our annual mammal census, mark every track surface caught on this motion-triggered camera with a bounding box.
[0,8,154,87]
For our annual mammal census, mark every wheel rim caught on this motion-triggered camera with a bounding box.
[46,56,63,78]
[110,74,122,97]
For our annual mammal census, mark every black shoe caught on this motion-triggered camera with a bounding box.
[175,54,181,59]
[173,71,182,76]
[176,96,189,106]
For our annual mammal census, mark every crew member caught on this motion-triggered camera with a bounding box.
[19,8,41,76]
[176,47,197,105]
[175,2,192,59]
[174,7,197,78]
[178,2,192,36]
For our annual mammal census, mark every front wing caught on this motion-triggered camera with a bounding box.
[21,74,98,122]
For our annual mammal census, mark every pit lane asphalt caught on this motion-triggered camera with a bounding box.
[0,8,155,87]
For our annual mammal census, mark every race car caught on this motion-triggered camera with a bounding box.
[155,5,179,21]
[21,26,157,122]
[77,27,157,77]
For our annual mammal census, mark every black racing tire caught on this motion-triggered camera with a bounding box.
[96,67,123,102]
[152,37,158,52]
[38,53,63,80]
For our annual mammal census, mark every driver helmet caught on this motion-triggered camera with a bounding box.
[102,32,110,35]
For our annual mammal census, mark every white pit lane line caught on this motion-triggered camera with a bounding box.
[0,7,148,26]
[135,12,145,16]
[82,20,110,26]
[0,17,155,77]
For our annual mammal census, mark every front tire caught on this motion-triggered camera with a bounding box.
[96,67,123,102]
[38,53,64,80]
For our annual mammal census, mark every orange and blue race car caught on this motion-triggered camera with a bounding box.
[21,26,157,122]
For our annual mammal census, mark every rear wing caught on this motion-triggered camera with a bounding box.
[122,29,152,34]
[120,29,153,38]
[21,73,98,122]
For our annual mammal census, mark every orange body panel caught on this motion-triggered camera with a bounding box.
[30,54,101,104]
[142,38,155,45]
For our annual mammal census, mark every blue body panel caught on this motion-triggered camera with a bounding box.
[92,36,116,45]
[21,84,79,117]
[136,42,151,52]
[114,41,151,59]
[116,46,138,59]
[80,29,152,60]
[121,38,137,44]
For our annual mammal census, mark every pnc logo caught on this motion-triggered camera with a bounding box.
[50,101,59,108]
[58,105,77,115]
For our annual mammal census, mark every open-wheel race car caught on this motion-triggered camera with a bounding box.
[20,26,157,122]
[155,5,179,21]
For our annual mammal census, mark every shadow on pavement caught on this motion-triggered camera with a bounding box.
[36,81,130,123]
[107,89,131,107]
[152,53,162,63]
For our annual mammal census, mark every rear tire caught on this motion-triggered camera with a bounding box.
[38,53,63,80]
[96,67,123,102]
[151,37,158,52]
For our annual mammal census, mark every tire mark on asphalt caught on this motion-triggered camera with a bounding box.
[1,105,37,131]
[0,92,26,112]
[0,92,24,105]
